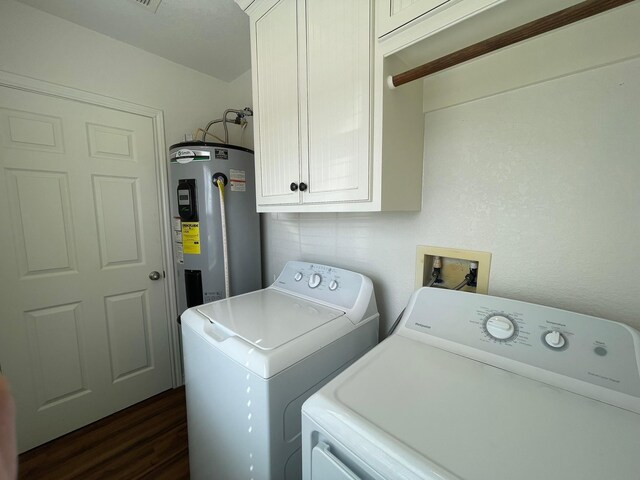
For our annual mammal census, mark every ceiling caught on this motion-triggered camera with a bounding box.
[15,0,251,82]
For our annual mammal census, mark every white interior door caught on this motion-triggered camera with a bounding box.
[0,85,173,452]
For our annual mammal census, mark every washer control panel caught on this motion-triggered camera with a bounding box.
[403,288,640,400]
[273,261,364,310]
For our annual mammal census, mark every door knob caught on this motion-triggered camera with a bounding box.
[149,271,161,280]
[299,182,308,192]
[290,182,299,191]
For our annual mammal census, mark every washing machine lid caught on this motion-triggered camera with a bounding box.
[196,289,344,351]
[303,334,640,480]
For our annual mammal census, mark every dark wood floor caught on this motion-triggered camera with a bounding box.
[18,387,189,479]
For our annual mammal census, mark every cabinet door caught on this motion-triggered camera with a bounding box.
[302,0,372,204]
[251,0,301,206]
[377,0,450,37]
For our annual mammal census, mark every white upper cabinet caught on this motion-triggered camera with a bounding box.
[376,0,585,58]
[243,0,425,212]
[377,0,451,38]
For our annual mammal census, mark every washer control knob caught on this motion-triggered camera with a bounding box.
[544,330,566,349]
[329,280,338,291]
[485,315,515,340]
[308,273,322,289]
[294,272,303,282]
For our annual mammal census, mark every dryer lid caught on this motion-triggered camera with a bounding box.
[196,289,344,350]
[304,334,640,480]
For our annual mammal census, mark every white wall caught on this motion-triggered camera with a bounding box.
[0,0,253,148]
[225,69,255,149]
[261,6,640,335]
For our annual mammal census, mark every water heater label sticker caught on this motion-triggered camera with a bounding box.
[182,222,201,254]
[172,217,182,231]
[215,149,228,160]
[230,169,246,192]
[175,244,184,264]
[173,230,182,243]
[204,292,223,303]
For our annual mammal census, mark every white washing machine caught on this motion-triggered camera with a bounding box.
[181,261,379,480]
[302,288,640,480]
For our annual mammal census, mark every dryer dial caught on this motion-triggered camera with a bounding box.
[544,330,566,349]
[485,315,516,340]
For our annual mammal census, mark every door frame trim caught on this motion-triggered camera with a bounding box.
[0,70,182,387]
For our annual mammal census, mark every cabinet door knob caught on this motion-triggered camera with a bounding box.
[299,182,308,192]
[290,182,299,191]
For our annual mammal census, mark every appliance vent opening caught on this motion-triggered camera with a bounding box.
[129,0,163,13]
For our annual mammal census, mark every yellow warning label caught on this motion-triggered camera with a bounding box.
[181,222,201,254]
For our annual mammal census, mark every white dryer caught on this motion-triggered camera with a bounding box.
[181,261,379,480]
[302,288,640,480]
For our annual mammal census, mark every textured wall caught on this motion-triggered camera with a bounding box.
[262,55,640,336]
[0,0,252,147]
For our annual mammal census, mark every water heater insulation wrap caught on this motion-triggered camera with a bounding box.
[169,142,261,315]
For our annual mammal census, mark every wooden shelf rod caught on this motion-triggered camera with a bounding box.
[387,0,635,89]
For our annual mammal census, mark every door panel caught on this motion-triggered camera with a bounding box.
[303,0,371,203]
[24,302,89,408]
[252,0,302,205]
[0,86,172,452]
[0,108,65,154]
[104,290,153,382]
[92,175,143,267]
[6,169,77,276]
[86,123,135,161]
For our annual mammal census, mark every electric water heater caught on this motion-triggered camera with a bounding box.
[168,141,261,316]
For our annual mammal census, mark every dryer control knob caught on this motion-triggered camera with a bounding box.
[329,280,338,291]
[485,315,515,340]
[544,330,566,349]
[294,272,303,282]
[308,273,322,289]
